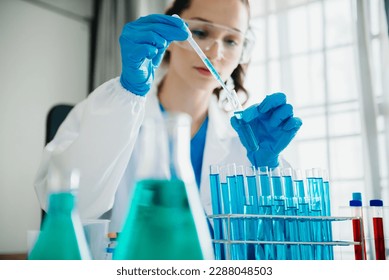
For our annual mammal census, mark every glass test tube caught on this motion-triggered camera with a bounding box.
[244,166,259,260]
[233,111,259,152]
[321,169,334,260]
[235,165,246,214]
[370,199,386,260]
[219,166,229,259]
[224,164,245,259]
[235,165,248,258]
[306,168,324,260]
[270,167,286,260]
[295,169,314,260]
[244,198,256,260]
[209,164,224,260]
[352,192,367,259]
[256,166,274,260]
[226,164,238,214]
[349,199,366,260]
[282,168,300,260]
[245,166,259,212]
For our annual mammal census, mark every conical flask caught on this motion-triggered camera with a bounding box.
[28,166,91,260]
[114,112,214,260]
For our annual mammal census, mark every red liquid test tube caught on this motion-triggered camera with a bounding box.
[370,199,386,260]
[349,199,366,260]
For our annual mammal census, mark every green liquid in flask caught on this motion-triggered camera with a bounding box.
[114,179,204,260]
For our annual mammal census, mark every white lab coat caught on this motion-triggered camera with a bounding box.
[34,70,287,232]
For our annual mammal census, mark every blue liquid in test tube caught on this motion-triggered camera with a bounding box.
[235,165,246,214]
[222,164,245,259]
[322,169,334,259]
[256,166,274,260]
[270,167,286,260]
[245,166,259,212]
[243,198,257,260]
[236,165,248,258]
[209,164,224,260]
[294,169,314,260]
[306,168,326,260]
[245,166,260,259]
[233,111,259,152]
[282,168,300,260]
[311,168,332,260]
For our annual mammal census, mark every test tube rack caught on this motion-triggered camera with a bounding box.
[208,214,365,260]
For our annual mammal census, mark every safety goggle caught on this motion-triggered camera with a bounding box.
[175,19,255,64]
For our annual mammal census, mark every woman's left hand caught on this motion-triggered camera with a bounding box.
[230,92,302,168]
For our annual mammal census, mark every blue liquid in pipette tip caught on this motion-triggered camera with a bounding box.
[204,58,224,85]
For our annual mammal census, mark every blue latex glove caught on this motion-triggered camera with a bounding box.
[230,93,302,168]
[119,14,189,95]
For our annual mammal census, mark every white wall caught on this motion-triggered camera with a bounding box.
[0,0,92,253]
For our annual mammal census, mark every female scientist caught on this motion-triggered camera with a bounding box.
[34,0,302,233]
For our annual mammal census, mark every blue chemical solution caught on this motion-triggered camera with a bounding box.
[236,174,246,214]
[233,111,259,152]
[243,203,257,260]
[257,204,274,260]
[307,176,325,260]
[323,178,334,259]
[283,174,300,260]
[259,174,271,197]
[246,174,259,211]
[221,178,245,260]
[257,170,274,260]
[245,172,259,260]
[295,179,314,260]
[271,174,286,260]
[204,58,224,85]
[209,172,224,260]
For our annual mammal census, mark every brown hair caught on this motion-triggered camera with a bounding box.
[164,0,251,105]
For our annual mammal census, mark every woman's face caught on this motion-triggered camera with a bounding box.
[168,0,249,92]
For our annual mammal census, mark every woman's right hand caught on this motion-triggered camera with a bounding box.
[119,14,189,96]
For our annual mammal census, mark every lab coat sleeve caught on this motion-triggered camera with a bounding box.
[34,78,146,219]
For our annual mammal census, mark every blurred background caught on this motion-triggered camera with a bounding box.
[0,0,388,257]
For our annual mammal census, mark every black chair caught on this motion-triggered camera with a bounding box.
[46,104,74,144]
[41,104,74,226]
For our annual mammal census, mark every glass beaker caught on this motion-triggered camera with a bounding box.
[114,112,214,260]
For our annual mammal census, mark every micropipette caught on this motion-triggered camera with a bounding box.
[173,14,242,111]
[173,15,259,152]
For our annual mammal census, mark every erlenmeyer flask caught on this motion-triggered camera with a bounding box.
[114,112,214,260]
[28,167,91,260]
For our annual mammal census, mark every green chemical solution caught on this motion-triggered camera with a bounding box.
[114,179,203,260]
[29,192,90,260]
